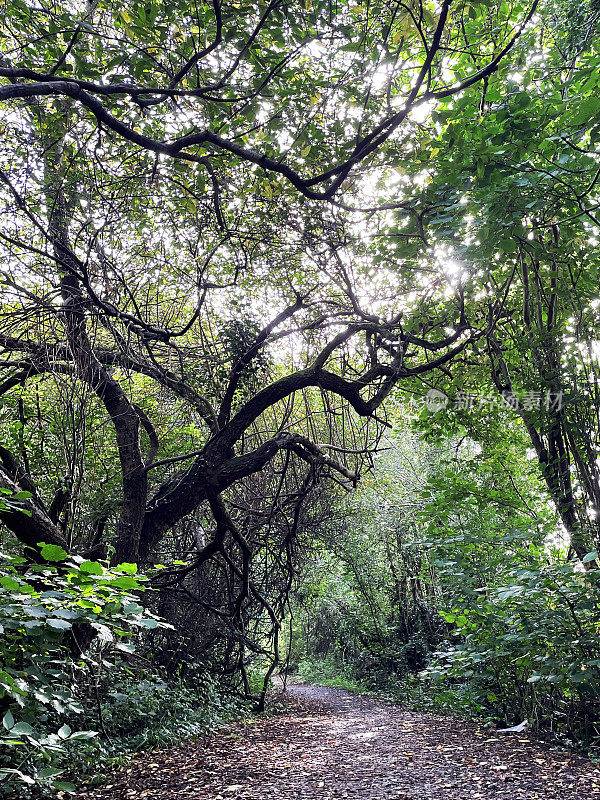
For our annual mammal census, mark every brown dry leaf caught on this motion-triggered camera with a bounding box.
[69,686,600,800]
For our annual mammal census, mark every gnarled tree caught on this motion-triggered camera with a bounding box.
[0,0,537,691]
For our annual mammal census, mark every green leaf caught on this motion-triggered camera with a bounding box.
[572,96,600,126]
[37,766,63,779]
[11,491,32,500]
[137,618,158,629]
[569,671,589,683]
[115,562,138,574]
[79,560,104,575]
[67,730,98,740]
[53,609,80,620]
[499,238,517,254]
[39,543,69,562]
[24,605,48,618]
[0,768,35,784]
[47,618,72,630]
[2,710,14,730]
[0,576,21,591]
[57,724,71,739]
[55,781,76,792]
[109,576,138,589]
[10,722,34,735]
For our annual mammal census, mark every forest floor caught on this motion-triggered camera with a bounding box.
[70,684,600,799]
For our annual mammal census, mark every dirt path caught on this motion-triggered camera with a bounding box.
[71,684,600,799]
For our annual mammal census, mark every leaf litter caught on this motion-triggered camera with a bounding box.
[70,685,600,799]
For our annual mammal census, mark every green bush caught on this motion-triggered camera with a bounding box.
[0,545,164,796]
[64,666,245,786]
[99,670,241,747]
[422,557,600,744]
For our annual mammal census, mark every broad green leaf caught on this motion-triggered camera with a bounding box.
[39,544,69,562]
[47,618,72,630]
[57,724,71,739]
[79,560,104,575]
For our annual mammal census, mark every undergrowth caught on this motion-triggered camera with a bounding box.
[1,665,250,798]
[68,671,245,785]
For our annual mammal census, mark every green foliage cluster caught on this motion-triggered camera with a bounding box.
[64,667,245,786]
[0,545,165,795]
[296,657,363,694]
[424,556,600,743]
[0,539,245,796]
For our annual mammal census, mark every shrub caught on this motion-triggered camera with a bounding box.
[422,557,600,744]
[0,546,164,796]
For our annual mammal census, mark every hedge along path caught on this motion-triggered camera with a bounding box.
[70,685,600,799]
